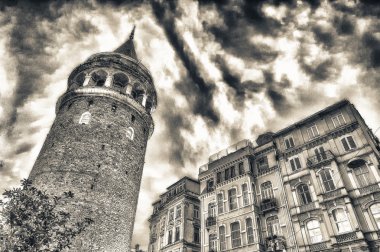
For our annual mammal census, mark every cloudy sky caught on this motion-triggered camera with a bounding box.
[0,0,379,249]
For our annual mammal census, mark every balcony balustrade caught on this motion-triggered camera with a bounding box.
[206,216,216,227]
[307,150,334,168]
[335,231,358,244]
[265,235,286,252]
[309,241,328,251]
[322,188,342,200]
[299,202,316,213]
[358,183,380,195]
[260,198,278,215]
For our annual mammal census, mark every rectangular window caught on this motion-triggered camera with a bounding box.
[217,172,222,184]
[354,165,374,187]
[314,146,327,161]
[284,136,295,149]
[307,124,319,139]
[242,184,249,206]
[320,169,336,192]
[230,166,236,178]
[257,156,269,172]
[175,226,180,241]
[207,179,214,192]
[176,205,181,219]
[238,162,244,175]
[194,227,200,243]
[217,193,224,214]
[209,234,217,251]
[193,205,199,219]
[228,188,238,210]
[332,208,352,233]
[224,168,230,180]
[219,226,226,251]
[168,230,172,244]
[307,220,323,244]
[332,113,346,128]
[289,156,302,171]
[169,208,174,221]
[341,136,357,151]
[246,218,255,244]
[231,222,241,248]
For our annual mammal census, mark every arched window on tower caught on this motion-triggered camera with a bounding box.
[90,70,107,87]
[79,112,91,125]
[73,72,86,87]
[126,127,134,140]
[112,72,129,92]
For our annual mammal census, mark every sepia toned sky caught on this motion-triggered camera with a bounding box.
[0,0,379,249]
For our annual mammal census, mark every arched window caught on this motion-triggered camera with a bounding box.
[126,127,134,140]
[246,218,254,244]
[112,72,129,91]
[370,203,380,228]
[261,181,274,200]
[306,220,323,243]
[332,208,352,233]
[297,184,312,205]
[208,202,216,217]
[209,234,217,251]
[217,193,224,214]
[354,163,375,187]
[319,168,336,192]
[219,226,226,251]
[90,70,107,87]
[228,188,238,210]
[230,222,241,248]
[74,72,86,86]
[79,112,91,125]
[242,183,249,206]
[266,215,281,236]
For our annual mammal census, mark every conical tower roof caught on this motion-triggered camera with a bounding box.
[114,26,137,60]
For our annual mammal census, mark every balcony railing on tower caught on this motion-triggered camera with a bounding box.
[307,150,334,168]
[260,198,278,215]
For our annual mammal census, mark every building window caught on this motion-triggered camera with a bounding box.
[224,168,230,180]
[332,113,345,128]
[168,230,172,244]
[242,184,249,206]
[169,208,174,221]
[297,184,312,205]
[208,202,216,217]
[209,234,217,251]
[230,166,236,178]
[314,146,327,161]
[370,203,380,228]
[246,218,254,244]
[238,162,244,175]
[257,156,269,173]
[354,164,374,187]
[231,222,241,248]
[79,111,91,124]
[194,226,200,243]
[219,226,226,251]
[307,220,323,244]
[207,178,214,192]
[217,172,222,184]
[176,205,181,219]
[332,208,352,234]
[217,193,224,214]
[284,136,295,149]
[319,169,336,192]
[251,183,257,204]
[261,181,274,200]
[228,188,238,211]
[175,226,180,241]
[126,127,134,140]
[341,136,357,151]
[289,156,302,171]
[267,215,281,236]
[193,205,199,219]
[307,124,319,139]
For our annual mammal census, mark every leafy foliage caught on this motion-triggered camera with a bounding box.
[0,179,93,252]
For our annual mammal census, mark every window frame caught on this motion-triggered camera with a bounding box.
[231,222,242,248]
[307,124,319,139]
[289,156,302,171]
[246,218,255,244]
[341,135,357,152]
[266,215,281,236]
[208,202,216,217]
[242,183,249,206]
[261,181,274,200]
[217,193,224,214]
[370,203,380,229]
[331,208,352,234]
[284,135,295,149]
[219,225,226,251]
[306,219,323,244]
[318,168,336,192]
[175,226,180,241]
[228,188,238,211]
[297,183,313,205]
[332,113,346,128]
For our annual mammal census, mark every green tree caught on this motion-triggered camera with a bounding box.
[0,179,93,252]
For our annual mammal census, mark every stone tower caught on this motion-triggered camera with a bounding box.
[28,27,157,251]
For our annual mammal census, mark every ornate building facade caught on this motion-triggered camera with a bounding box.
[28,27,157,251]
[148,177,201,252]
[150,100,380,252]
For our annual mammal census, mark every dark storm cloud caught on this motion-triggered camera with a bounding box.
[312,26,335,48]
[151,0,219,125]
[362,32,380,68]
[334,15,356,35]
[263,71,292,114]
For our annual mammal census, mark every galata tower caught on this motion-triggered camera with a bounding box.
[28,26,157,251]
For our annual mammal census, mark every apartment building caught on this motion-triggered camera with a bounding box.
[149,99,380,252]
[148,177,201,252]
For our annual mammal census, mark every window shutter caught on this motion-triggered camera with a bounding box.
[290,159,296,171]
[342,138,349,151]
[295,158,301,169]
[347,136,357,149]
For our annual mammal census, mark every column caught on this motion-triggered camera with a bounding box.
[369,163,380,182]
[105,74,113,87]
[126,85,133,95]
[347,171,358,188]
[83,74,91,86]
[142,94,148,107]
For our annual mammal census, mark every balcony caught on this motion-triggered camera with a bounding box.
[358,183,380,195]
[307,150,334,168]
[299,202,316,213]
[206,216,216,227]
[309,241,328,251]
[265,235,286,252]
[322,188,343,200]
[335,231,358,244]
[260,198,278,215]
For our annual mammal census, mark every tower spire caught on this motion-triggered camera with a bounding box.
[114,25,138,60]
